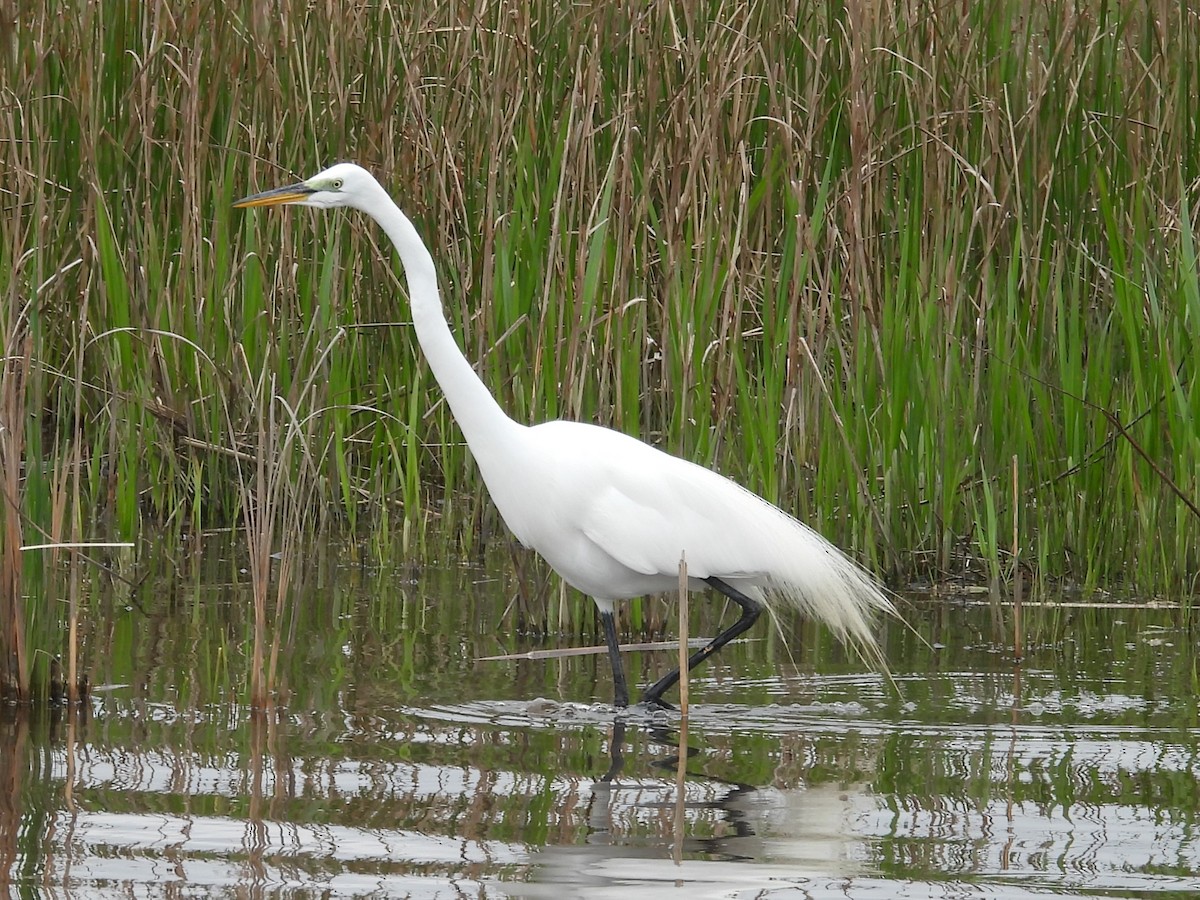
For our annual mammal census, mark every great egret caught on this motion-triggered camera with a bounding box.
[235,163,894,707]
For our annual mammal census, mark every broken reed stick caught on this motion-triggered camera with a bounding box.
[674,551,689,866]
[678,551,689,717]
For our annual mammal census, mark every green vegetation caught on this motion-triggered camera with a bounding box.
[1,2,1198,696]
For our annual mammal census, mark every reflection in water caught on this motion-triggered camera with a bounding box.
[1,560,1199,898]
[7,689,1200,898]
[517,715,876,898]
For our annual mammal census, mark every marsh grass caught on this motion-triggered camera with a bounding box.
[1,0,1198,693]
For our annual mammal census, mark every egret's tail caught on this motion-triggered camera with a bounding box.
[760,511,896,671]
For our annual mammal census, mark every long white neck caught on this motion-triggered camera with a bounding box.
[359,186,522,458]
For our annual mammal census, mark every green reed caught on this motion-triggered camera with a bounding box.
[0,0,1197,695]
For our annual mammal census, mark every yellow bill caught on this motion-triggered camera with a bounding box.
[233,183,315,208]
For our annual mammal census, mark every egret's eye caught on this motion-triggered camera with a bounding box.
[331,178,344,190]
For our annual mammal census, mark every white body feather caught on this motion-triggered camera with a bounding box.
[479,419,890,656]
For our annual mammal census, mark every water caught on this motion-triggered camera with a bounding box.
[1,550,1198,898]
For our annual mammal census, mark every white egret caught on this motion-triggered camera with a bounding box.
[235,163,894,707]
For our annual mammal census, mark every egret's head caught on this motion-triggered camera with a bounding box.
[234,162,376,211]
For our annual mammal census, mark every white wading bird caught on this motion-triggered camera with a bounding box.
[235,163,894,707]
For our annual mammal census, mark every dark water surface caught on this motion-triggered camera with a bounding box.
[2,549,1197,898]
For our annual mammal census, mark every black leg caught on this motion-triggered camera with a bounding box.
[599,608,630,708]
[642,577,763,706]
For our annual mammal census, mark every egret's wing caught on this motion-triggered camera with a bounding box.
[579,458,772,581]
[579,486,666,576]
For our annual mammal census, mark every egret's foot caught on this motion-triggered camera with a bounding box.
[641,692,675,711]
